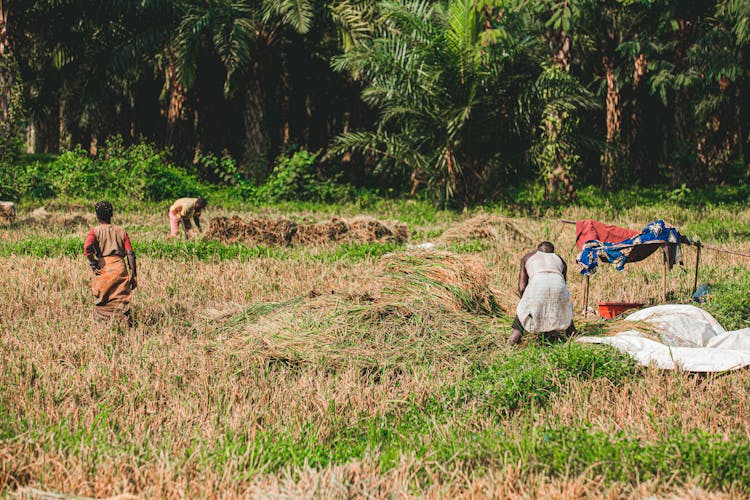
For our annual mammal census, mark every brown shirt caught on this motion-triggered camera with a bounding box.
[84,224,133,257]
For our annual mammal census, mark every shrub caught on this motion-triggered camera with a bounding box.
[0,157,56,201]
[257,150,352,203]
[48,136,206,201]
[196,152,244,186]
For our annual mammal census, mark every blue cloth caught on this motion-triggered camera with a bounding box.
[577,220,684,275]
[692,284,712,303]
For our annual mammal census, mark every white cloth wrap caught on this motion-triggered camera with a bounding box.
[516,252,574,333]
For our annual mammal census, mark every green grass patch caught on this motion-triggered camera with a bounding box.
[443,342,640,415]
[0,236,404,263]
[703,268,750,331]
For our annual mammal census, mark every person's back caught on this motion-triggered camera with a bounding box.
[525,251,565,281]
[509,241,575,345]
[90,223,129,257]
[170,198,198,218]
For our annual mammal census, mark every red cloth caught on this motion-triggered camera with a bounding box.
[84,228,97,256]
[575,219,639,250]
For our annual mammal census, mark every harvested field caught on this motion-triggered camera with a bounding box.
[1,200,749,498]
[207,215,408,246]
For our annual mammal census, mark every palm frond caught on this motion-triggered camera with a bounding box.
[330,0,376,52]
[270,0,315,34]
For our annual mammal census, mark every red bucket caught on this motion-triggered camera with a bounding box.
[598,302,644,319]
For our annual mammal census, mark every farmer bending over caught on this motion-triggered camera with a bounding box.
[0,201,16,224]
[508,241,575,345]
[168,196,207,238]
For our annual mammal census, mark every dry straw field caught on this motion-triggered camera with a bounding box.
[1,201,749,498]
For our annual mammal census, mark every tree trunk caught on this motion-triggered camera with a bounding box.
[89,133,98,155]
[602,56,622,189]
[243,73,271,181]
[59,98,71,151]
[0,0,12,128]
[629,53,648,181]
[543,27,576,201]
[192,109,202,164]
[553,29,571,72]
[671,91,693,186]
[26,122,35,153]
[164,52,187,148]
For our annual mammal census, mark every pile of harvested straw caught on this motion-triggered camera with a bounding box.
[23,207,89,228]
[215,251,507,369]
[208,215,408,246]
[379,251,501,315]
[207,216,297,246]
[438,215,531,244]
[293,216,407,245]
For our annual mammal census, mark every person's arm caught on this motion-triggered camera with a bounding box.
[182,216,193,237]
[127,252,137,288]
[518,252,532,296]
[193,214,202,233]
[83,228,100,274]
[560,255,568,281]
[123,232,137,289]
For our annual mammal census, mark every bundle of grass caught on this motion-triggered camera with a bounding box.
[213,251,507,370]
[57,214,89,228]
[577,317,662,342]
[292,217,351,245]
[207,216,297,246]
[292,216,408,245]
[30,206,51,221]
[348,216,408,243]
[438,215,531,244]
[379,252,502,315]
[24,207,89,229]
[209,215,408,246]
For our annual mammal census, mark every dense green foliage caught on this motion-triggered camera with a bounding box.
[1,142,360,204]
[2,0,749,205]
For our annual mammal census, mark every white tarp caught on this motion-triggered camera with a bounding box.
[577,305,750,372]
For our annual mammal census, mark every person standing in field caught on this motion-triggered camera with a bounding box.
[84,201,137,326]
[508,241,575,345]
[168,196,207,238]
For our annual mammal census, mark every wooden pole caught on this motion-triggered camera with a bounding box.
[662,245,668,303]
[692,244,701,296]
[583,274,590,317]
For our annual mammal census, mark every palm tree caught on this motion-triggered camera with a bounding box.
[174,0,315,179]
[328,0,533,205]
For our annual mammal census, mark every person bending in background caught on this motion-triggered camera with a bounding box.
[168,196,207,239]
[84,201,137,326]
[508,241,575,345]
[0,201,16,224]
